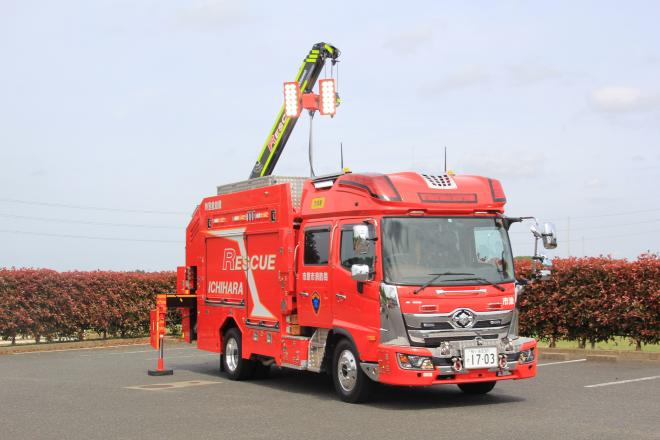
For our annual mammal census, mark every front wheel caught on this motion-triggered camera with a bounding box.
[457,381,496,394]
[222,328,254,380]
[332,339,373,403]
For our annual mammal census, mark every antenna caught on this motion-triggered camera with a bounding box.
[340,141,344,170]
[444,146,447,173]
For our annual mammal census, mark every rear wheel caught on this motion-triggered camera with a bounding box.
[457,381,496,394]
[332,339,373,403]
[222,328,254,380]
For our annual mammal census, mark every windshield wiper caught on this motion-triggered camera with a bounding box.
[412,272,475,295]
[440,276,506,292]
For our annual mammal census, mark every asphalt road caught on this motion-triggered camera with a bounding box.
[1,343,659,440]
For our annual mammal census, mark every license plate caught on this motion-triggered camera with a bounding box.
[463,347,498,369]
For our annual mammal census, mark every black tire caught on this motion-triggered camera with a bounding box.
[457,381,496,394]
[222,328,255,380]
[332,339,373,403]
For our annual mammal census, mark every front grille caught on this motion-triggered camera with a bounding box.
[407,321,454,331]
[415,334,499,347]
[473,319,504,329]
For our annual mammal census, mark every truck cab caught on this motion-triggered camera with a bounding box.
[292,171,545,395]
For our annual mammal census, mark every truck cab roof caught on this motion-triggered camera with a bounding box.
[299,171,507,219]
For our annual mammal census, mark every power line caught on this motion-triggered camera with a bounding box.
[545,207,660,222]
[0,198,189,215]
[511,228,660,245]
[509,218,660,234]
[0,229,181,243]
[0,213,180,230]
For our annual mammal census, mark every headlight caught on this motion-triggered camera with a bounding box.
[397,353,434,370]
[518,348,535,364]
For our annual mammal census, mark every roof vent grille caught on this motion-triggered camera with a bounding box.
[421,174,457,189]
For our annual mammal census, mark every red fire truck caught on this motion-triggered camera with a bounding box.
[151,43,557,402]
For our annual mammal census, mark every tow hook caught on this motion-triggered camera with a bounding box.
[498,354,508,370]
[451,357,463,372]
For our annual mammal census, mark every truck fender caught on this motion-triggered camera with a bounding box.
[331,327,358,354]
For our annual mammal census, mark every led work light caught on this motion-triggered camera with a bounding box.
[318,78,336,115]
[283,81,301,118]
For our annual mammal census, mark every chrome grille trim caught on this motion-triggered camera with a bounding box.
[404,309,513,329]
[403,308,513,347]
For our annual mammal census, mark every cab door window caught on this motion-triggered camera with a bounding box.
[339,224,375,270]
[304,228,330,265]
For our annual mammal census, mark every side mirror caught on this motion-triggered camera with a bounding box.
[538,255,552,280]
[352,224,370,255]
[532,255,552,281]
[541,222,557,249]
[531,222,557,250]
[351,264,370,282]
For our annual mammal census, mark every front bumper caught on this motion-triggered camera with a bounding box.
[369,338,537,386]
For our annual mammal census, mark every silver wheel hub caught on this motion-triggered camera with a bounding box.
[337,349,358,392]
[226,337,239,372]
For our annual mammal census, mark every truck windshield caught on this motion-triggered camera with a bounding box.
[381,217,515,286]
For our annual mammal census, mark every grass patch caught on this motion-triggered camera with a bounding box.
[536,336,660,353]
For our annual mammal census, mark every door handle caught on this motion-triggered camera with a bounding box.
[300,291,310,297]
[336,293,347,301]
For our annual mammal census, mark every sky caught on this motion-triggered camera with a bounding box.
[1,0,659,271]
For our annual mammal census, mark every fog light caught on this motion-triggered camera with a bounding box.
[452,357,463,372]
[498,354,508,369]
[440,342,451,356]
[518,348,535,364]
[397,353,434,370]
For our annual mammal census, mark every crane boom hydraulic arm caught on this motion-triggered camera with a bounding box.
[249,42,340,179]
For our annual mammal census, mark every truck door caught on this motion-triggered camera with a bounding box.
[332,220,379,336]
[297,223,333,328]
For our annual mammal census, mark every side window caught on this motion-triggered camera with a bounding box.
[340,224,375,270]
[304,228,330,265]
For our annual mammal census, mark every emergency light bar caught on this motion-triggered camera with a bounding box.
[283,81,302,118]
[318,78,336,116]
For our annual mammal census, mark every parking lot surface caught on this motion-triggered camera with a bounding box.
[1,343,659,440]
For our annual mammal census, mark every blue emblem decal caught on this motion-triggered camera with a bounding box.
[311,292,321,314]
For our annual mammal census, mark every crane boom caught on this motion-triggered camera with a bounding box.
[249,42,340,179]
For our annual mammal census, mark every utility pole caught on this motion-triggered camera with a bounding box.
[567,216,571,257]
[582,236,585,256]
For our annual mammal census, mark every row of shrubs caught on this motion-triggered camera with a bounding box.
[0,270,177,344]
[1,254,658,348]
[516,254,659,349]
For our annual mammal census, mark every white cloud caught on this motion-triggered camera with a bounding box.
[589,86,660,113]
[508,64,563,86]
[427,65,489,94]
[459,150,544,179]
[176,0,248,29]
[585,177,603,189]
[383,25,434,54]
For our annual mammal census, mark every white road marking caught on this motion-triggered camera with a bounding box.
[125,380,222,391]
[146,353,216,360]
[584,375,660,388]
[11,343,152,355]
[537,359,587,367]
[79,347,191,357]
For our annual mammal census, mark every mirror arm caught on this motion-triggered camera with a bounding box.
[502,216,522,230]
